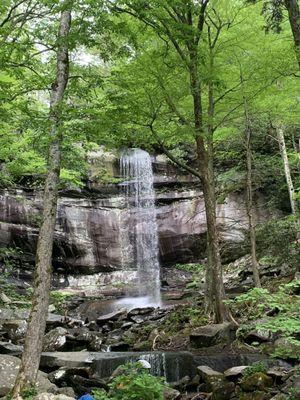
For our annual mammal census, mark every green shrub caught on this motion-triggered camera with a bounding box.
[256,215,299,271]
[241,362,267,380]
[93,362,165,400]
[109,363,165,400]
[228,282,300,360]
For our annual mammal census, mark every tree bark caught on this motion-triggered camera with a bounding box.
[245,125,262,288]
[284,0,300,68]
[277,126,297,214]
[12,4,72,395]
[189,45,230,323]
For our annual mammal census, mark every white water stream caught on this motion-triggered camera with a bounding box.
[120,148,161,307]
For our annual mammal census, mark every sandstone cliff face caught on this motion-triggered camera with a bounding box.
[0,151,271,277]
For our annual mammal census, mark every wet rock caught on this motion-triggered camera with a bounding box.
[0,355,57,396]
[128,307,155,316]
[0,341,23,355]
[43,327,68,351]
[224,365,247,379]
[190,322,235,348]
[97,309,127,325]
[40,351,93,369]
[2,319,27,341]
[240,372,273,392]
[163,387,181,400]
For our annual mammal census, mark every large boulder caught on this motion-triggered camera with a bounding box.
[0,355,57,396]
[190,322,235,348]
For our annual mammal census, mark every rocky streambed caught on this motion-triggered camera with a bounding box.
[0,296,299,399]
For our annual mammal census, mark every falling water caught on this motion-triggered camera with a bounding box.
[120,148,161,306]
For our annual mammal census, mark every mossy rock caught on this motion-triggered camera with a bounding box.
[240,372,272,392]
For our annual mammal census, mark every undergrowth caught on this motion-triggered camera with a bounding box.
[228,281,300,360]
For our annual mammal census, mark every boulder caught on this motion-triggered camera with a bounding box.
[224,365,247,379]
[163,387,181,400]
[240,372,273,392]
[0,355,57,396]
[197,366,235,400]
[43,327,68,351]
[190,322,235,348]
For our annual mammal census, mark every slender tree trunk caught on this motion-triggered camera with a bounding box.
[284,0,300,68]
[245,126,262,288]
[239,67,262,288]
[12,5,71,395]
[189,48,230,323]
[277,126,297,214]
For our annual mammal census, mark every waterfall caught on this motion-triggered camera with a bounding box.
[120,148,161,306]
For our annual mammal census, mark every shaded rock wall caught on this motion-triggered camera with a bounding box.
[0,150,272,276]
[0,188,270,275]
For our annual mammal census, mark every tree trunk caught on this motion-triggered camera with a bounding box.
[284,0,300,68]
[12,5,71,395]
[189,48,230,323]
[245,126,262,288]
[277,126,297,214]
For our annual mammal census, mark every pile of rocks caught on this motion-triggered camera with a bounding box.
[0,305,173,354]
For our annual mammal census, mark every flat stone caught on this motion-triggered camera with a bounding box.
[40,351,94,369]
[97,309,127,325]
[197,365,223,380]
[190,322,235,348]
[224,365,247,378]
[128,307,155,316]
[0,355,57,396]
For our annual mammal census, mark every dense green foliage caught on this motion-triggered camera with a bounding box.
[229,282,300,360]
[92,363,165,400]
